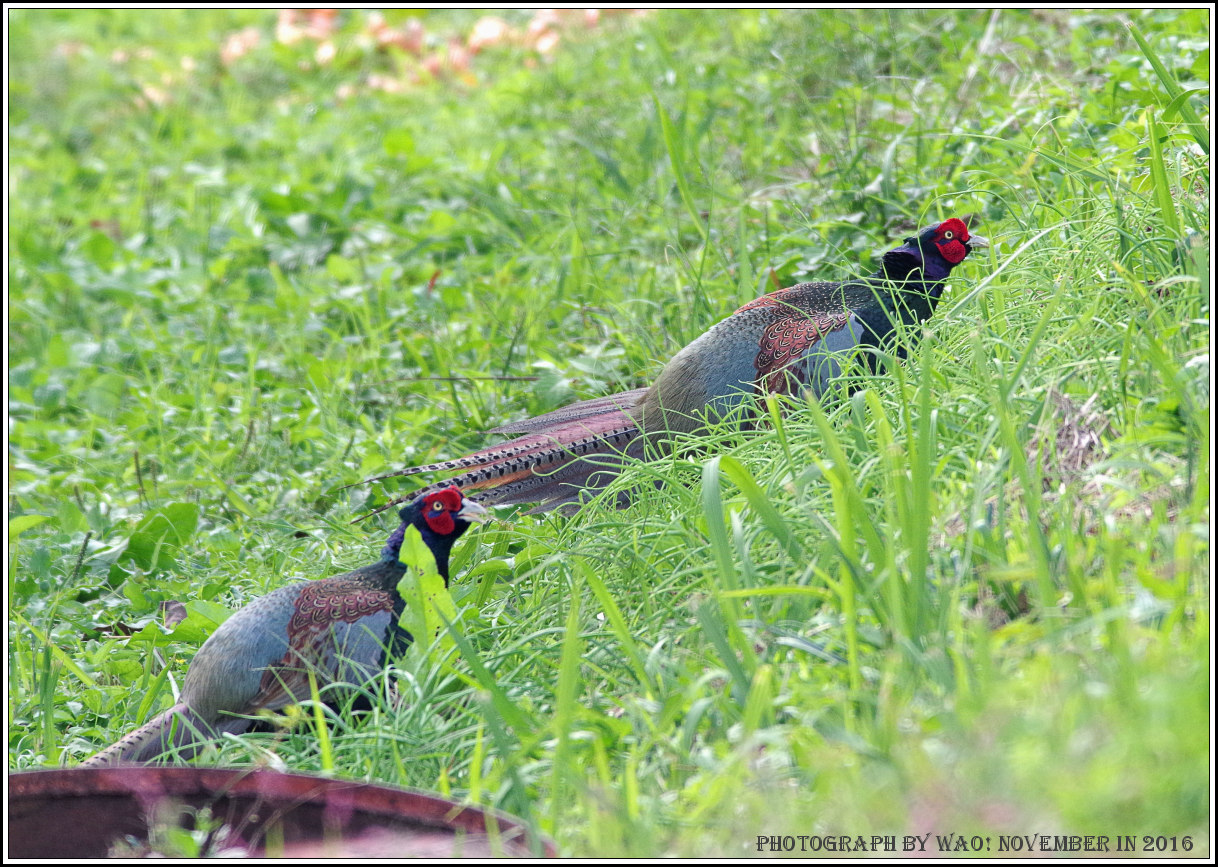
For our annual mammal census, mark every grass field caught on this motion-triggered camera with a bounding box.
[8,8,1209,857]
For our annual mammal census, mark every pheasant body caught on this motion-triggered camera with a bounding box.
[80,487,486,766]
[363,218,987,513]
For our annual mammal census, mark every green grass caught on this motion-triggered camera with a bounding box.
[8,8,1209,857]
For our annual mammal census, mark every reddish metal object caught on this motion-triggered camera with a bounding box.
[9,768,554,858]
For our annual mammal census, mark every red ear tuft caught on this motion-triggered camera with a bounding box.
[430,486,464,512]
[934,218,971,264]
[422,486,463,535]
[936,218,970,243]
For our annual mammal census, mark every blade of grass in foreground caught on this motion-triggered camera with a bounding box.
[653,93,708,243]
[1126,20,1209,152]
[715,455,804,561]
[1145,109,1183,241]
[576,559,655,695]
[549,584,583,831]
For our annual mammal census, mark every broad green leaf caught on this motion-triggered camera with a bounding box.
[8,514,50,540]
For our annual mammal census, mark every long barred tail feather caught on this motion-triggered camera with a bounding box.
[77,704,219,767]
[346,389,647,489]
[353,390,649,521]
[486,388,648,435]
[509,435,649,513]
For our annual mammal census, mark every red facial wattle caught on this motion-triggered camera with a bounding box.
[933,218,971,264]
[422,486,463,535]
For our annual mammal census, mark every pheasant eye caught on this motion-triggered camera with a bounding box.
[943,230,953,240]
[431,501,444,511]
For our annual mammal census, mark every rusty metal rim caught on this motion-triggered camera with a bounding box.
[9,767,556,857]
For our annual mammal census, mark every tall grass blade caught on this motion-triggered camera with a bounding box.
[653,94,708,242]
[549,584,583,824]
[442,613,534,735]
[717,455,803,560]
[576,559,654,694]
[1126,21,1209,152]
[1145,109,1184,241]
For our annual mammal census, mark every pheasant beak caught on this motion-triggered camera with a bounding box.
[966,234,990,250]
[457,498,491,523]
